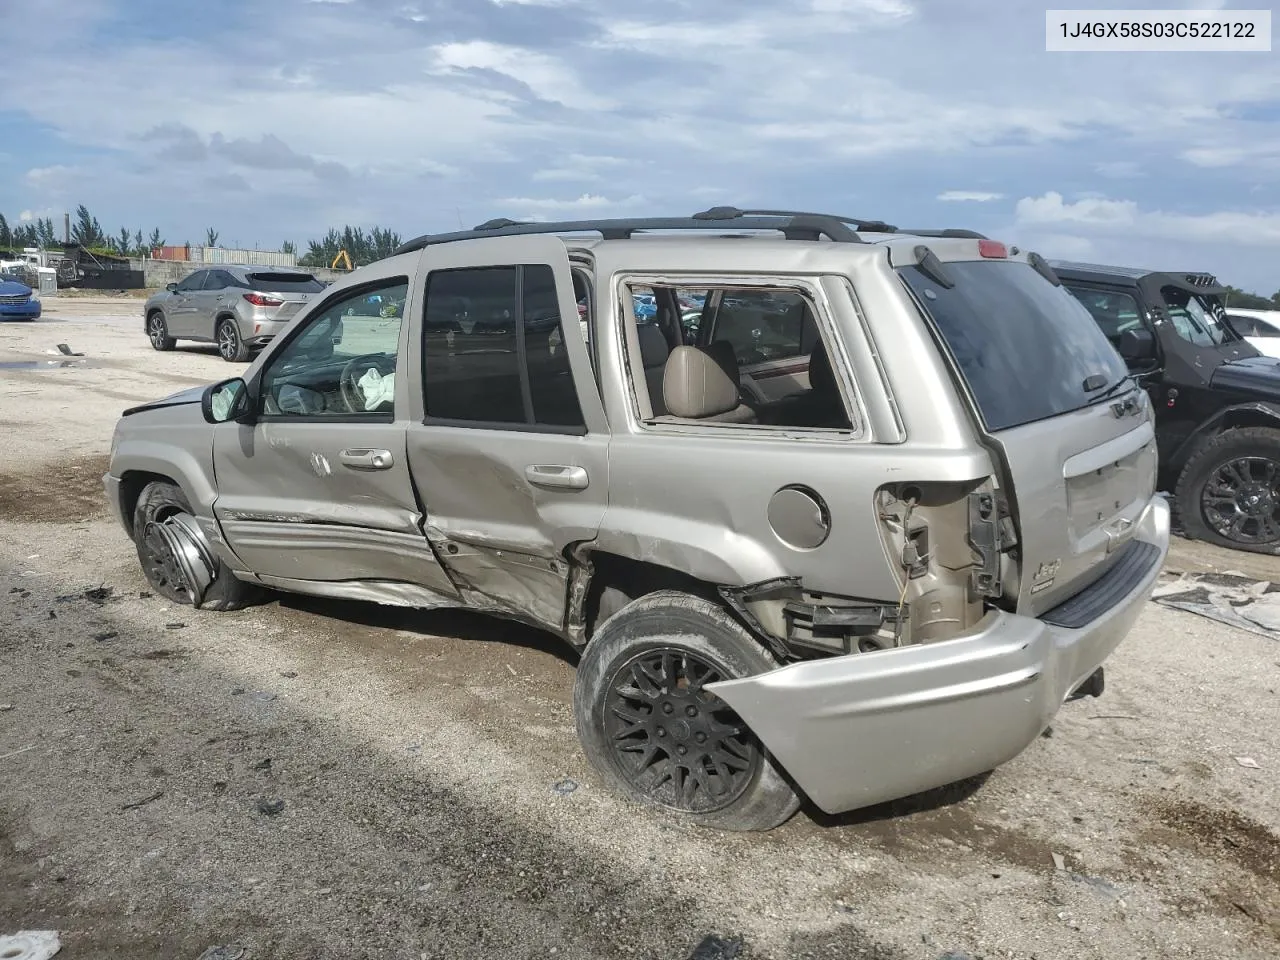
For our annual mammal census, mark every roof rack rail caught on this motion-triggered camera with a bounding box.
[692,207,987,239]
[691,206,897,233]
[394,209,876,255]
[392,208,987,256]
[884,227,989,239]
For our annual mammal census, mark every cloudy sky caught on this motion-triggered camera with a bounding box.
[2,0,1279,291]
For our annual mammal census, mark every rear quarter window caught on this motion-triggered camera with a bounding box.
[900,260,1129,432]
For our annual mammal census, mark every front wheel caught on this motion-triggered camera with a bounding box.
[133,481,262,611]
[1175,426,1280,553]
[147,311,175,351]
[217,318,250,362]
[573,591,800,831]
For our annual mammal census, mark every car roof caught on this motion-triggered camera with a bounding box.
[1050,260,1227,297]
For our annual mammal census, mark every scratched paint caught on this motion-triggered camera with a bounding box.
[310,452,332,477]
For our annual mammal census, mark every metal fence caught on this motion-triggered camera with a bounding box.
[147,245,297,267]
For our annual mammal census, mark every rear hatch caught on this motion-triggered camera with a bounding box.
[247,271,325,321]
[898,248,1158,617]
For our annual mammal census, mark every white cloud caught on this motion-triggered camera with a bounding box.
[1015,191,1280,246]
[19,210,34,222]
[431,40,611,111]
[937,190,1003,202]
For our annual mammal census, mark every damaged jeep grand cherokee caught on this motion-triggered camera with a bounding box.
[104,208,1170,831]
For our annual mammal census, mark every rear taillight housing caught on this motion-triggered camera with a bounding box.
[243,293,283,307]
[977,240,1007,258]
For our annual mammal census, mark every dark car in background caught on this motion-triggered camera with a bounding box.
[143,266,327,362]
[1056,261,1280,554]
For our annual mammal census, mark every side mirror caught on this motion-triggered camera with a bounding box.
[1118,328,1156,362]
[201,377,252,424]
[166,282,178,292]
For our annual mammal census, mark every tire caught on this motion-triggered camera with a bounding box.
[1174,426,1280,554]
[147,311,176,351]
[216,317,250,362]
[132,481,263,611]
[574,590,801,832]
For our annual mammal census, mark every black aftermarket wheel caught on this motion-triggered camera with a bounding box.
[573,591,800,831]
[1175,426,1280,554]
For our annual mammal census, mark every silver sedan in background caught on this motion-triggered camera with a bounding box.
[143,265,328,362]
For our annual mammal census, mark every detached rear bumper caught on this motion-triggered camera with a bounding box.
[707,495,1170,815]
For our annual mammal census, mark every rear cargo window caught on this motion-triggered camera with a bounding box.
[900,260,1128,432]
[247,272,325,293]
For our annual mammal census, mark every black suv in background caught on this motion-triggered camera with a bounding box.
[1056,261,1280,554]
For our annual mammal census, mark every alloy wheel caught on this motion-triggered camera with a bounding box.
[604,647,761,813]
[1200,455,1280,544]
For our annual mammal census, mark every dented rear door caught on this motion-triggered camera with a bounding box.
[404,235,608,633]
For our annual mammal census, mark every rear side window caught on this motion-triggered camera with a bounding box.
[900,260,1128,432]
[710,290,812,365]
[422,265,585,430]
[247,272,326,293]
[1062,285,1144,348]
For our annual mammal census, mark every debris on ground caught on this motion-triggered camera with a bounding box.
[166,622,186,630]
[256,798,285,817]
[54,343,84,356]
[0,703,13,712]
[280,670,297,678]
[687,934,742,960]
[1051,851,1066,872]
[1152,571,1280,638]
[1235,756,1261,769]
[121,790,164,811]
[196,946,246,960]
[551,778,578,796]
[1068,872,1124,901]
[252,758,272,771]
[0,745,36,761]
[83,586,113,604]
[0,930,62,959]
[92,631,117,642]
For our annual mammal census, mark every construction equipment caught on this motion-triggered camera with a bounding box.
[331,249,353,271]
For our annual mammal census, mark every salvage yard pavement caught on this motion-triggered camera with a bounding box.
[1,300,1279,959]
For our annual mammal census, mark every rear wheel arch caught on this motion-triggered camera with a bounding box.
[1168,403,1280,477]
[580,551,724,640]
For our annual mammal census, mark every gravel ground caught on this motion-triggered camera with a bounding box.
[1,299,1278,960]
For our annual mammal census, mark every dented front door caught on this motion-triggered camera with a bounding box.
[211,257,459,600]
[403,235,609,632]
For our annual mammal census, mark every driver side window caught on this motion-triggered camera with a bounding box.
[259,279,408,419]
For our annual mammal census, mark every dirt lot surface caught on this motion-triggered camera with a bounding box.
[2,299,1279,959]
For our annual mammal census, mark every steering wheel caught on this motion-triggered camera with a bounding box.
[339,353,397,413]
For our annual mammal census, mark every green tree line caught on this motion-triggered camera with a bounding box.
[0,205,165,258]
[295,225,403,268]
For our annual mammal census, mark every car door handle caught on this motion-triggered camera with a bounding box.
[525,464,588,490]
[340,448,394,470]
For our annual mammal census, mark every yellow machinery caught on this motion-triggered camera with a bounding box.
[331,249,353,271]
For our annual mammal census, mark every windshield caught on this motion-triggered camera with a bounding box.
[1160,286,1230,347]
[247,272,325,293]
[900,259,1130,432]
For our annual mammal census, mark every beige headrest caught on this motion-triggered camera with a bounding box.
[663,346,740,418]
